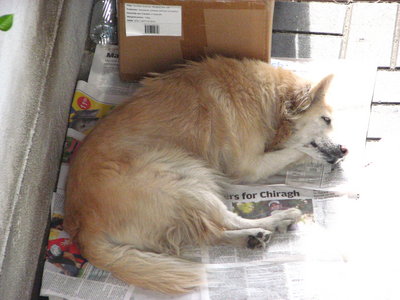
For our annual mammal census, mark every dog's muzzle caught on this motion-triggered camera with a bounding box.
[310,140,348,164]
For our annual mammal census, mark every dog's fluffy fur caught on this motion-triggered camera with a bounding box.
[64,57,346,294]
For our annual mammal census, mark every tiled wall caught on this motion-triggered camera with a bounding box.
[272,1,400,161]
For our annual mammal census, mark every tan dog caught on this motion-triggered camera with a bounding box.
[64,57,347,294]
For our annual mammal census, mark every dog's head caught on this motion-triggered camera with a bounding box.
[283,74,348,164]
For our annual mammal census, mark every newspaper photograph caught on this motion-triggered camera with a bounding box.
[41,52,375,300]
[68,80,132,135]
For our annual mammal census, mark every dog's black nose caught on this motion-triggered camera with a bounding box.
[339,145,348,156]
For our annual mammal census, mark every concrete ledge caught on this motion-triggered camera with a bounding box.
[0,1,92,299]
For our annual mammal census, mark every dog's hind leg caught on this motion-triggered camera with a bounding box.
[69,150,233,294]
[208,208,300,249]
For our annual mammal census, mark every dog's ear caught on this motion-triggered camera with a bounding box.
[310,74,334,104]
[282,74,333,119]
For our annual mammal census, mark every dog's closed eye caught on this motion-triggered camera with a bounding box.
[321,116,331,125]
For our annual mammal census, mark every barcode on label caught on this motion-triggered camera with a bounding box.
[144,24,160,34]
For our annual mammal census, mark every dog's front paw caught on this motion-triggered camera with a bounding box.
[296,142,325,161]
[247,230,272,249]
[297,139,348,164]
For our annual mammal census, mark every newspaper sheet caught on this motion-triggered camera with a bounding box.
[42,182,353,300]
[41,52,375,300]
[88,44,141,96]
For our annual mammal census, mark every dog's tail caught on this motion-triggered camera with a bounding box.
[82,237,205,294]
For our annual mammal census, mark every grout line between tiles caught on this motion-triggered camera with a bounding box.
[390,4,400,69]
[339,3,353,59]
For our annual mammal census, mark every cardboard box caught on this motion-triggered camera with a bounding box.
[118,0,275,81]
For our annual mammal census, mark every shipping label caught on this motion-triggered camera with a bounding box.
[125,3,182,36]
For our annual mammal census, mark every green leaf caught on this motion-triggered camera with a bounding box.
[0,14,14,31]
